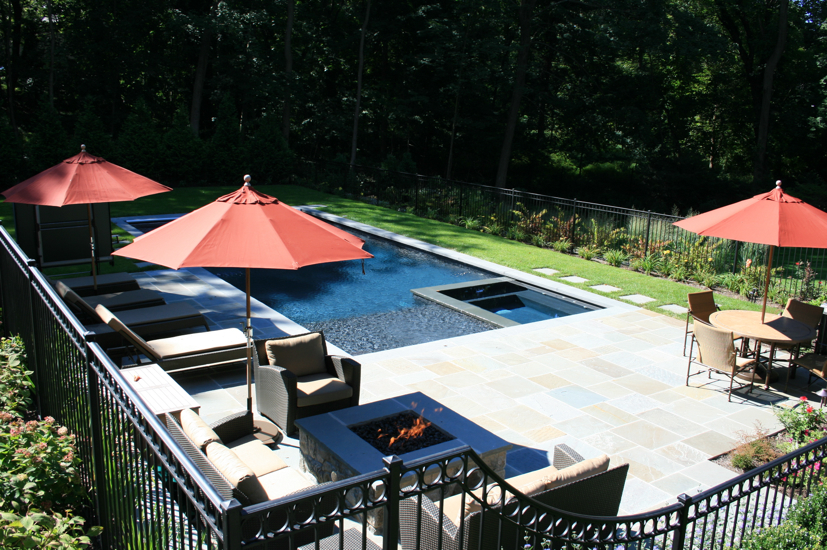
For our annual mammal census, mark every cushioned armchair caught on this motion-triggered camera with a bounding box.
[253,332,361,436]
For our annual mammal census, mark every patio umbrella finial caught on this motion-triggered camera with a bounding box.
[244,174,251,186]
[81,144,86,152]
[776,180,782,189]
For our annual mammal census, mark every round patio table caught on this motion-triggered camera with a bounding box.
[709,310,817,390]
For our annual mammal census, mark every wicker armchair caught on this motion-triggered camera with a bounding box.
[253,332,361,436]
[399,446,629,550]
[684,290,720,356]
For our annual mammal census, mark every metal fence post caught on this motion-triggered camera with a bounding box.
[222,499,245,550]
[25,258,42,418]
[383,455,403,550]
[84,343,108,548]
[644,210,652,257]
[414,177,420,212]
[459,183,463,220]
[670,493,692,550]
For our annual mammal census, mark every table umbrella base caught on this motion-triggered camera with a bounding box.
[252,418,283,446]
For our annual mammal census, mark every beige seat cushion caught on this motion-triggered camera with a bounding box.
[149,328,246,359]
[444,472,552,525]
[205,441,268,504]
[546,454,610,489]
[266,333,327,377]
[258,466,315,500]
[179,409,220,450]
[296,373,353,407]
[226,436,288,477]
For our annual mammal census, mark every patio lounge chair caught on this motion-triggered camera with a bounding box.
[686,321,757,401]
[252,332,361,436]
[399,445,629,550]
[51,272,140,296]
[55,281,165,317]
[84,302,209,349]
[97,305,247,372]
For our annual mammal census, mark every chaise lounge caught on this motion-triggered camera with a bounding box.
[55,280,165,314]
[51,272,141,296]
[98,305,247,371]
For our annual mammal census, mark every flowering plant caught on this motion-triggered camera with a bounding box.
[0,413,86,514]
[774,397,827,447]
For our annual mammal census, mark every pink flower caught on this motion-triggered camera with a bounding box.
[800,396,808,402]
[807,406,814,413]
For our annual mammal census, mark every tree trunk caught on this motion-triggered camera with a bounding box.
[47,0,55,107]
[5,0,22,136]
[446,24,471,180]
[753,0,788,185]
[282,0,295,143]
[495,0,536,188]
[190,2,218,135]
[349,0,371,167]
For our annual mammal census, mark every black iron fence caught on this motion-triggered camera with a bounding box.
[296,160,827,305]
[2,220,827,550]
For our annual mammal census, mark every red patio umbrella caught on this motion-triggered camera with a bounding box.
[673,181,827,321]
[113,176,373,413]
[1,145,172,290]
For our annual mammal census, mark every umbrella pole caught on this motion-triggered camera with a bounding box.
[246,268,253,414]
[87,204,98,292]
[761,245,775,323]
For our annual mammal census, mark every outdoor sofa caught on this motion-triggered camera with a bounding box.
[166,409,346,549]
[252,332,361,436]
[399,445,629,550]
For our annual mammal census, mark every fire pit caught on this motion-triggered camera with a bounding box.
[296,392,511,533]
[350,410,456,455]
[296,391,510,483]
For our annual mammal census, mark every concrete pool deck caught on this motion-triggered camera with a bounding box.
[115,214,819,516]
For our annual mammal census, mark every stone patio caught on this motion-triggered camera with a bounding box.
[115,214,822,517]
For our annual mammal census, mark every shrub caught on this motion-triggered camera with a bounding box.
[631,254,662,275]
[512,204,546,237]
[602,248,628,267]
[0,337,33,415]
[459,216,483,231]
[738,521,823,549]
[531,234,546,248]
[774,396,827,447]
[0,414,86,514]
[483,218,505,236]
[551,239,572,253]
[729,425,779,471]
[576,245,599,261]
[784,482,827,544]
[0,510,101,549]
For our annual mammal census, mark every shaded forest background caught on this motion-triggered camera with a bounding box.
[1,0,825,213]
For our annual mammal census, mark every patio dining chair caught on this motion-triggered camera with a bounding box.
[684,290,720,356]
[252,332,361,436]
[686,321,757,401]
[97,305,247,372]
[785,353,827,391]
[775,299,824,376]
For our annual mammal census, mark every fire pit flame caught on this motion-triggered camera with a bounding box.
[350,408,454,455]
[388,412,431,447]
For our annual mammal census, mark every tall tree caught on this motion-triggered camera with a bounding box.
[282,0,295,143]
[349,0,371,167]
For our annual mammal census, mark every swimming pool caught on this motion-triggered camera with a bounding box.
[123,215,604,355]
[207,230,500,354]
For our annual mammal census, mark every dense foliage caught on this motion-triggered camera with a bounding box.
[1,0,825,211]
[0,337,99,548]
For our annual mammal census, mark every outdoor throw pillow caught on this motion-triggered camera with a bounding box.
[180,408,221,450]
[265,332,327,377]
[546,454,610,489]
[205,441,268,504]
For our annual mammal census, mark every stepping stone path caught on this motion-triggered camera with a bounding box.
[590,284,621,292]
[620,294,656,304]
[533,268,559,276]
[659,304,688,315]
[560,276,589,283]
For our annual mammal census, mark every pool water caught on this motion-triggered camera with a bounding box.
[208,230,499,355]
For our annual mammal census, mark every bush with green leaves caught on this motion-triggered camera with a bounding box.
[631,253,662,275]
[784,482,827,544]
[576,245,599,261]
[774,396,827,447]
[0,510,101,549]
[551,238,572,253]
[738,521,824,549]
[602,248,628,267]
[0,336,33,415]
[0,413,87,514]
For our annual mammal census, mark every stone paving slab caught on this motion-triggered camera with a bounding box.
[659,304,688,314]
[534,268,559,276]
[591,284,621,292]
[620,294,656,304]
[560,275,589,283]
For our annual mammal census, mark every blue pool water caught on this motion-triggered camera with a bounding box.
[208,230,500,354]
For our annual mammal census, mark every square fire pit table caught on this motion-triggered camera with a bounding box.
[296,392,511,533]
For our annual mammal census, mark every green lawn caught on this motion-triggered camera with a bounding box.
[1,184,771,318]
